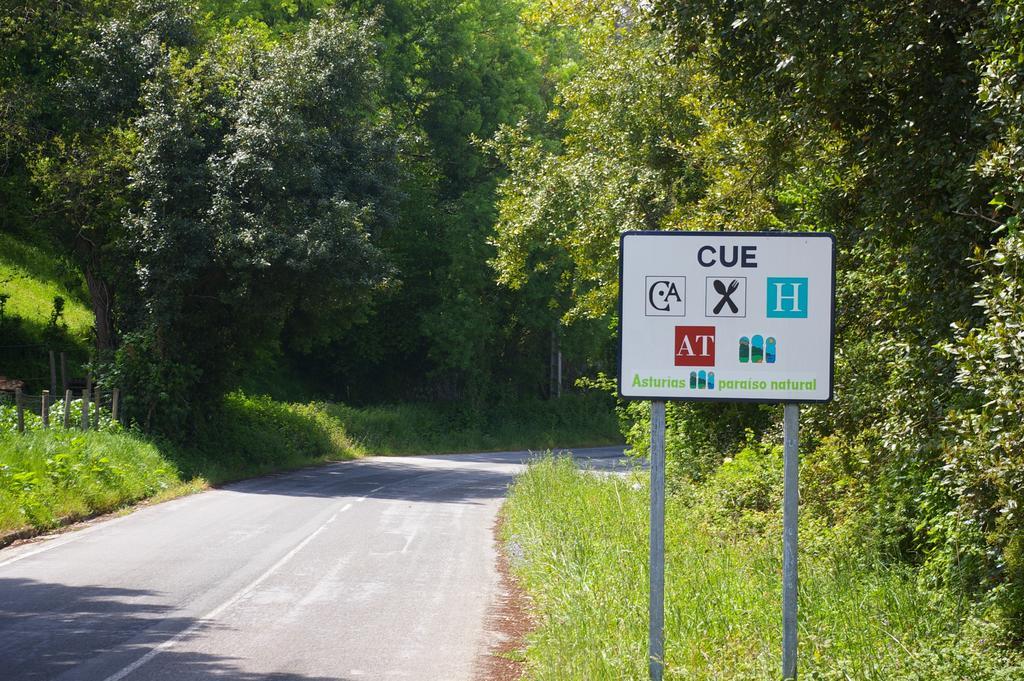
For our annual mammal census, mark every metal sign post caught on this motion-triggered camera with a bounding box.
[782,403,799,680]
[649,400,666,681]
[619,231,835,681]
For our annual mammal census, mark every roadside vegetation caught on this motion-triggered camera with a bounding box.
[487,0,1024,663]
[0,392,617,539]
[0,428,183,537]
[0,394,362,539]
[329,393,619,455]
[504,457,1024,680]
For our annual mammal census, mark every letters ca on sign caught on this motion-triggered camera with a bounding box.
[646,276,686,316]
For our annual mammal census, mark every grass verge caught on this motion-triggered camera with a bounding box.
[170,392,362,484]
[502,457,1024,680]
[327,393,621,455]
[0,393,362,539]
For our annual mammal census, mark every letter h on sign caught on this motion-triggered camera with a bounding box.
[766,277,808,318]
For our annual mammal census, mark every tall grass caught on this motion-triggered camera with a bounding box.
[171,392,362,483]
[0,429,183,534]
[503,458,1024,680]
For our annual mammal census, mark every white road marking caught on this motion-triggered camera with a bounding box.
[101,501,353,681]
[0,514,136,569]
[401,530,417,554]
[357,485,385,502]
[0,477,388,570]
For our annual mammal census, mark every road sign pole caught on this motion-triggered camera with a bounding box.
[649,399,666,681]
[782,403,799,680]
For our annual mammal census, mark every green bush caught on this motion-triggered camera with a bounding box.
[621,399,773,485]
[171,392,361,483]
[942,234,1024,639]
[328,393,620,455]
[702,434,782,516]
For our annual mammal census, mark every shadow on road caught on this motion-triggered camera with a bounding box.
[0,578,355,681]
[221,446,635,505]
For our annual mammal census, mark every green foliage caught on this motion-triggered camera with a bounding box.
[942,234,1024,638]
[328,392,619,455]
[503,458,1024,679]
[622,399,772,485]
[104,9,398,432]
[200,0,334,34]
[0,429,181,533]
[2,0,576,413]
[703,435,783,516]
[974,0,1024,223]
[490,9,703,323]
[173,392,360,482]
[5,0,1024,653]
[313,0,553,403]
[486,0,1024,647]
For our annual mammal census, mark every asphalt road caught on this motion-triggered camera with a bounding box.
[0,446,629,681]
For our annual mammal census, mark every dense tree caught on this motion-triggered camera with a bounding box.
[112,10,399,430]
[290,0,553,404]
[3,1,195,353]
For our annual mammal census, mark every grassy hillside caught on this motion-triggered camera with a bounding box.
[0,233,92,335]
[0,233,93,391]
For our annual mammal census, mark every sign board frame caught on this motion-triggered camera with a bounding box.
[617,230,836,404]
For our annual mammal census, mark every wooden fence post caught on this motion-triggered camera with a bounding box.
[82,375,92,431]
[81,389,89,431]
[111,388,120,424]
[15,388,25,433]
[60,352,67,391]
[49,351,57,396]
[93,387,101,429]
[63,389,72,428]
[41,390,50,429]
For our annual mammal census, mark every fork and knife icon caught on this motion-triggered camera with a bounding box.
[712,279,740,314]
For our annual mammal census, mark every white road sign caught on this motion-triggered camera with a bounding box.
[619,231,835,402]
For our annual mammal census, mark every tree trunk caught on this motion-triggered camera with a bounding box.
[84,265,116,356]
